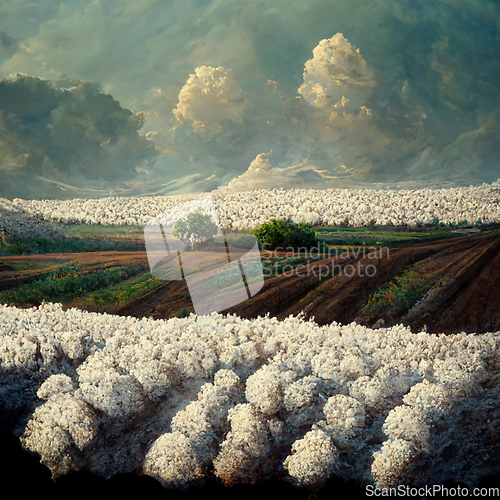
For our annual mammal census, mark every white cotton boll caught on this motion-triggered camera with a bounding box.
[316,394,366,448]
[77,370,146,419]
[171,403,211,440]
[37,374,76,400]
[283,376,324,429]
[373,362,423,400]
[10,186,500,228]
[170,369,244,456]
[0,334,39,374]
[142,431,205,489]
[213,367,242,391]
[283,428,339,489]
[402,380,454,413]
[268,417,285,440]
[349,376,396,414]
[22,423,75,478]
[339,353,369,380]
[382,405,431,447]
[21,392,98,477]
[310,350,344,389]
[3,301,500,490]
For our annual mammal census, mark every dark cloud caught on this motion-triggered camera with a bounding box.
[0,74,158,199]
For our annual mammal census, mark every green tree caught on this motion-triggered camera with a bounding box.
[172,210,219,250]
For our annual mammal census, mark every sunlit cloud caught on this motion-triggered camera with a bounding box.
[173,65,245,131]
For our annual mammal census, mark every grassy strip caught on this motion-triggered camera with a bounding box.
[0,261,57,271]
[0,236,144,255]
[0,261,149,306]
[316,228,457,247]
[315,222,500,247]
[361,260,441,319]
[80,271,164,310]
[64,224,144,238]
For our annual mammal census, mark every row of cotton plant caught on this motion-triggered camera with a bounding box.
[5,182,500,230]
[1,302,499,491]
[0,198,65,240]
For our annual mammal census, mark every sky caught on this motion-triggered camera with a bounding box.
[0,0,499,200]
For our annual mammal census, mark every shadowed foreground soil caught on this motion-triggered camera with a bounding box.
[116,231,500,334]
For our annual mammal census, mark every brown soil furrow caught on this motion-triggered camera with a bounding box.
[110,280,192,319]
[115,232,500,334]
[228,234,484,325]
[0,251,148,291]
[410,235,500,333]
[4,233,499,334]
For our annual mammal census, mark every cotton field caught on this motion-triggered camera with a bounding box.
[3,183,500,234]
[1,302,499,491]
[0,197,66,240]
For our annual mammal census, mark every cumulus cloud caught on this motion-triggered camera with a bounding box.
[298,34,376,109]
[173,66,245,131]
[219,153,328,193]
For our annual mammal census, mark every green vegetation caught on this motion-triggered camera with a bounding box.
[0,261,149,306]
[0,260,58,272]
[0,223,147,255]
[252,219,326,251]
[172,210,219,249]
[64,224,144,239]
[361,260,442,319]
[2,220,497,315]
[316,226,458,247]
[82,271,164,310]
[0,235,141,255]
[178,307,191,318]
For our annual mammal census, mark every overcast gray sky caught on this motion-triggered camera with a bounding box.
[0,0,499,200]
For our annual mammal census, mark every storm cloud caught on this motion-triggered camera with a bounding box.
[0,74,157,199]
[0,0,498,199]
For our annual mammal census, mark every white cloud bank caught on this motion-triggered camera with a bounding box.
[218,153,330,193]
[1,0,499,199]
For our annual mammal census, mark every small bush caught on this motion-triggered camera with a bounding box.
[251,219,324,251]
[178,307,191,318]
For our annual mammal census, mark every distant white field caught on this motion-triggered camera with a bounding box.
[1,184,499,236]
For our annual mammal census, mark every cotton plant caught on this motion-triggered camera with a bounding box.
[283,428,339,489]
[1,302,500,492]
[21,374,98,478]
[212,403,274,486]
